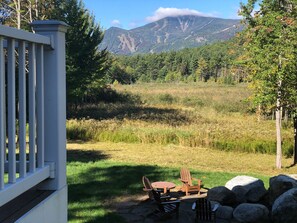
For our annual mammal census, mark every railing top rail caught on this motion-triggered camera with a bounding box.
[0,24,50,45]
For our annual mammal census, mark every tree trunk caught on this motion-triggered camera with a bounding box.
[13,0,21,29]
[293,115,297,164]
[276,106,282,169]
[275,78,282,169]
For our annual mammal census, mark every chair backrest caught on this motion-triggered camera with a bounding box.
[196,198,215,222]
[180,168,193,186]
[142,176,153,190]
[142,176,154,200]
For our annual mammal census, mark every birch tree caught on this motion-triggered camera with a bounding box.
[0,0,55,29]
[240,0,297,168]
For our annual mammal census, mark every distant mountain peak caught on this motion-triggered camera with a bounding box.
[100,15,242,55]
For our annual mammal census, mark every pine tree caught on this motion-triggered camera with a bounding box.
[52,0,109,104]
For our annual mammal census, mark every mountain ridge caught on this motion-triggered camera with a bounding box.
[100,15,242,55]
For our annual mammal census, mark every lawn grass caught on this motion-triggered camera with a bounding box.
[67,141,297,222]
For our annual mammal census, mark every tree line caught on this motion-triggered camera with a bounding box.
[108,40,246,85]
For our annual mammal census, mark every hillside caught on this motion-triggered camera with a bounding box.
[100,15,242,55]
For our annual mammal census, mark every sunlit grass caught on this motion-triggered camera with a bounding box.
[67,83,294,156]
[67,142,297,176]
[67,141,297,222]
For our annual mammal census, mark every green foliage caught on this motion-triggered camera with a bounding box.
[52,0,109,104]
[240,0,297,166]
[0,0,57,28]
[240,0,297,114]
[113,40,245,85]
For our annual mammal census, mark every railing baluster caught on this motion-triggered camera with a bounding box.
[18,41,26,178]
[36,44,44,168]
[29,43,36,173]
[0,37,5,189]
[0,22,67,210]
[7,38,16,184]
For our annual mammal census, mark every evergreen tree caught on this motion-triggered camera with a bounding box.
[1,0,109,104]
[52,0,109,104]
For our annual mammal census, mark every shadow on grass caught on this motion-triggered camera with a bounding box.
[67,149,110,163]
[67,149,181,223]
[67,103,191,126]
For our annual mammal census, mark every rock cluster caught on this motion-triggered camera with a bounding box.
[206,174,297,223]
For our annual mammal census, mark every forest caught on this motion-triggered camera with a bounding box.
[108,39,245,85]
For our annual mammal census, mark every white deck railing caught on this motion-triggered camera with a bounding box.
[0,21,67,207]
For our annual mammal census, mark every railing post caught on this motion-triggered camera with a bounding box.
[31,21,68,190]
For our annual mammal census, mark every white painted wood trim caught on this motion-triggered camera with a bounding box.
[0,37,5,190]
[29,43,36,173]
[7,38,16,184]
[37,45,45,168]
[0,165,51,207]
[0,25,50,45]
[18,41,27,178]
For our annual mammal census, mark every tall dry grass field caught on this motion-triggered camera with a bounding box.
[67,82,294,156]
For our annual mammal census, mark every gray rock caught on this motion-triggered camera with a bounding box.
[269,174,297,204]
[216,205,233,221]
[225,176,259,190]
[272,187,297,223]
[232,186,248,203]
[233,203,270,223]
[225,175,267,203]
[207,186,237,206]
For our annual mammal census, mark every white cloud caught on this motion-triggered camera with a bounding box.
[111,19,122,28]
[146,7,215,22]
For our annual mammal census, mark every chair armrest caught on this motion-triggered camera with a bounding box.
[156,188,164,193]
[160,195,171,200]
[161,199,181,205]
[143,188,152,192]
[192,178,202,186]
[192,178,201,183]
[191,202,196,211]
[179,178,189,184]
[212,204,219,212]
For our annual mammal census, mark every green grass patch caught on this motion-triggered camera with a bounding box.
[67,151,270,222]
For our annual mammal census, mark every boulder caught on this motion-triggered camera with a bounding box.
[232,185,248,203]
[207,186,237,206]
[225,175,267,203]
[233,203,270,223]
[216,205,233,221]
[269,174,297,204]
[272,187,297,223]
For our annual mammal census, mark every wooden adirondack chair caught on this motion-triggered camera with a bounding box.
[192,197,219,223]
[142,176,169,201]
[151,189,180,220]
[180,168,202,196]
[142,176,155,200]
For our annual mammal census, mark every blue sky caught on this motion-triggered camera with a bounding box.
[83,0,248,30]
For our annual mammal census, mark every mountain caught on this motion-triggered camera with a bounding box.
[100,15,242,55]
